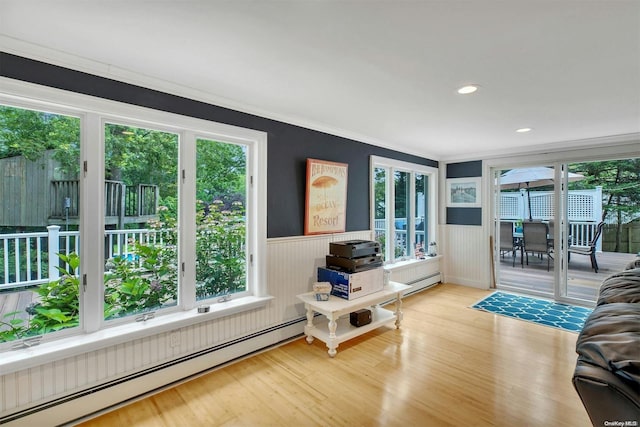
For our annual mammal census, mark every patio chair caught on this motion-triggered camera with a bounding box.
[547,219,554,241]
[522,221,553,271]
[568,221,604,273]
[499,221,519,267]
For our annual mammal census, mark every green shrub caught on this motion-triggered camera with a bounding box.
[195,200,246,299]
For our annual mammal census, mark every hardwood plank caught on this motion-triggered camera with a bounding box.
[75,284,591,426]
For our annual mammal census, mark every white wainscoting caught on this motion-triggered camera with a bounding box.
[0,230,440,426]
[442,224,491,289]
[386,256,442,295]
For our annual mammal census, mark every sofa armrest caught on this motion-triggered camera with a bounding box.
[573,362,640,426]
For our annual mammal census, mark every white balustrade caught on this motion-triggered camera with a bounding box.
[0,227,171,290]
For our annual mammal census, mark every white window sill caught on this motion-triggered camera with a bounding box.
[384,255,442,272]
[0,295,273,375]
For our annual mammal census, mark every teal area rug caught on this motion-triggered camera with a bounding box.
[471,291,592,332]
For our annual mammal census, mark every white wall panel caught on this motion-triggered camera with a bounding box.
[40,363,54,400]
[442,225,490,288]
[3,373,17,410]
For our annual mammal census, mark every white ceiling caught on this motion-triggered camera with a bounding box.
[1,1,639,160]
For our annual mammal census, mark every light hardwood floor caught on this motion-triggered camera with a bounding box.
[74,283,591,427]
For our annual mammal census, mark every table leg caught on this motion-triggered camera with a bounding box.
[327,315,338,357]
[395,292,404,328]
[304,305,314,344]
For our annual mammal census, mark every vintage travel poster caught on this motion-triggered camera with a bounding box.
[304,158,348,235]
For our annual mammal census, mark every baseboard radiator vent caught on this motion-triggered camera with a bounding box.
[403,272,442,297]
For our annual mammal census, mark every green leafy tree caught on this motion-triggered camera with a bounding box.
[104,123,178,199]
[374,168,386,220]
[196,139,246,205]
[570,159,640,251]
[0,106,80,174]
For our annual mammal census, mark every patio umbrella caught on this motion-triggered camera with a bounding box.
[499,167,585,220]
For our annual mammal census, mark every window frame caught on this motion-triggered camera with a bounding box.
[370,155,438,264]
[0,78,269,367]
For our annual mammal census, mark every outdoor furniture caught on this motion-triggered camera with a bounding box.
[546,220,555,249]
[499,221,519,267]
[569,221,605,273]
[522,221,553,271]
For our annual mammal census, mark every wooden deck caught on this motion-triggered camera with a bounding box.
[0,288,39,324]
[498,250,637,301]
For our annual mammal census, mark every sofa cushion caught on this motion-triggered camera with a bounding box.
[597,268,640,305]
[576,303,640,386]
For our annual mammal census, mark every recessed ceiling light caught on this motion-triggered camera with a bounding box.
[516,128,532,133]
[457,85,479,94]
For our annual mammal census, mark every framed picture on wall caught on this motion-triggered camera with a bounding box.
[446,177,481,207]
[304,158,348,235]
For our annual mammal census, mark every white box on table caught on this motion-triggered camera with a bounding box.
[317,267,384,300]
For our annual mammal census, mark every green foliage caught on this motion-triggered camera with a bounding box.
[374,167,386,219]
[196,139,246,202]
[570,159,640,223]
[0,106,80,174]
[104,241,178,319]
[0,253,80,342]
[570,159,640,252]
[0,243,180,342]
[374,234,408,261]
[104,123,178,198]
[195,200,246,299]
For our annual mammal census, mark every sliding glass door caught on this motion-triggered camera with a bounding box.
[494,157,639,305]
[563,158,639,301]
[495,164,557,298]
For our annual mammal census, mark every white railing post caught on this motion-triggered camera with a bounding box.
[595,186,603,252]
[47,225,60,282]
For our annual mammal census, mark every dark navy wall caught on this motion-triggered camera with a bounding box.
[446,160,482,226]
[0,53,438,238]
[446,160,482,178]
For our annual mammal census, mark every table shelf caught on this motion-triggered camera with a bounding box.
[305,305,395,344]
[297,281,411,357]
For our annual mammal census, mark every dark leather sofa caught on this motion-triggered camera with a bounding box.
[572,258,640,426]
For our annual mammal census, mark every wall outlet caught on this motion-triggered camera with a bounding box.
[169,330,181,348]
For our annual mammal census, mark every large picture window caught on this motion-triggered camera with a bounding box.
[0,81,267,351]
[371,156,437,264]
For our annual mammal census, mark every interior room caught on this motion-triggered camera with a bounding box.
[0,1,638,426]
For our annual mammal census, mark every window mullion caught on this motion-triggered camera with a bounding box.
[388,167,396,263]
[82,113,105,333]
[409,172,416,255]
[180,131,196,309]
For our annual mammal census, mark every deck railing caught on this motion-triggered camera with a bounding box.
[50,180,159,220]
[373,218,427,257]
[499,188,602,222]
[0,225,172,290]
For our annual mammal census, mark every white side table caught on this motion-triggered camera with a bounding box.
[296,281,411,357]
